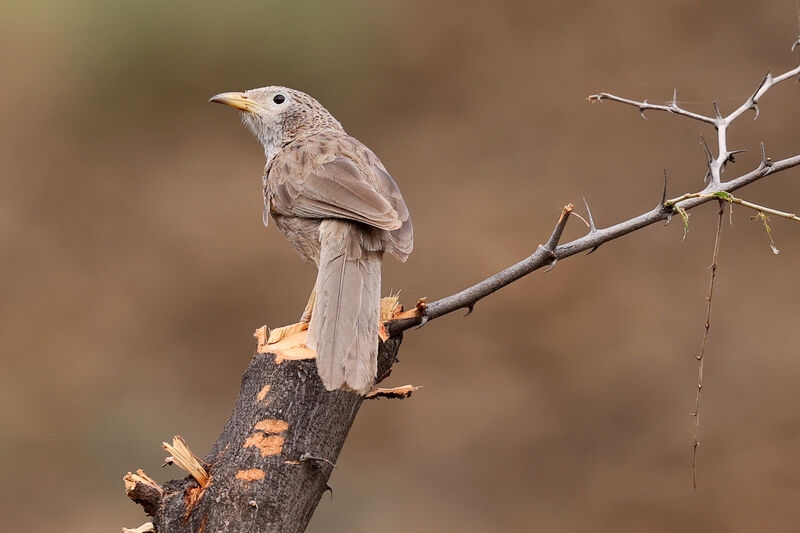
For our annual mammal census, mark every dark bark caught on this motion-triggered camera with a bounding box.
[129,334,402,533]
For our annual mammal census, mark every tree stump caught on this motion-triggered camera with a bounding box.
[125,324,403,533]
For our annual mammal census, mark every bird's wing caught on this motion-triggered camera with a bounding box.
[270,155,402,231]
[373,166,414,261]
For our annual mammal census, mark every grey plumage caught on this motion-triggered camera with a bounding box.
[210,86,412,394]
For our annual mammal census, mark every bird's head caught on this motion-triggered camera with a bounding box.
[210,86,343,158]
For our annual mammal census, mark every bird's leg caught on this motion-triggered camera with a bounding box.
[300,287,316,323]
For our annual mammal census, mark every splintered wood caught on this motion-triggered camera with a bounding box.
[122,523,155,533]
[255,322,315,362]
[255,296,419,353]
[124,469,163,517]
[124,469,163,496]
[379,296,426,340]
[162,436,209,487]
[365,385,421,399]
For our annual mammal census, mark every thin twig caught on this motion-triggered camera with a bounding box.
[723,195,800,223]
[667,190,800,223]
[691,200,724,491]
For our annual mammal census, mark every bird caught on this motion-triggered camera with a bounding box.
[210,87,413,394]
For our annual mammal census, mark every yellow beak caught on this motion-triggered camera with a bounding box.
[209,92,260,113]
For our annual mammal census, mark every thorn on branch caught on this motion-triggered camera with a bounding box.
[700,136,713,163]
[462,303,475,317]
[583,197,597,233]
[760,141,773,168]
[300,452,337,469]
[726,149,746,164]
[700,136,714,182]
[544,257,558,273]
[660,170,668,206]
[753,71,770,100]
[712,101,723,121]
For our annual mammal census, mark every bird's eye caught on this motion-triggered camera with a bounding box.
[273,94,286,104]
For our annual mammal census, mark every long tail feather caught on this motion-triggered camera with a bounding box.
[307,220,381,394]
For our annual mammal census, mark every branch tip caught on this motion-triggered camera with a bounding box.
[544,203,573,251]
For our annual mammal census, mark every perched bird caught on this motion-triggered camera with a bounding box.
[210,87,413,394]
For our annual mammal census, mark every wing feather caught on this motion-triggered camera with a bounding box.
[270,155,401,231]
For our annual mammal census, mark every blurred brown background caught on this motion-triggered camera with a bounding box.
[2,1,800,531]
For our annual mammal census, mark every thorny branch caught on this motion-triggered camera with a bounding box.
[589,36,800,185]
[691,201,724,491]
[386,151,800,335]
[386,35,800,337]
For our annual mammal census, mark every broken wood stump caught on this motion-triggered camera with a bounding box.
[125,297,411,533]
